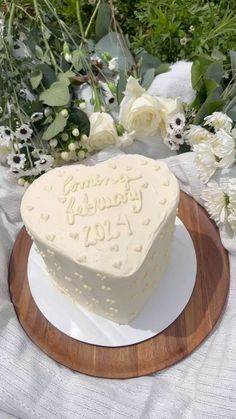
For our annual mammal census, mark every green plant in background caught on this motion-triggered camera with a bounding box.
[113,0,236,63]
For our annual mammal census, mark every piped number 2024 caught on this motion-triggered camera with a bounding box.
[83,215,132,247]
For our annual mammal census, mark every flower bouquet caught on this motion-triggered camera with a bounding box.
[0,0,236,232]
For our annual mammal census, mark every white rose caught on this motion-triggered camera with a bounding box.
[119,76,162,139]
[88,112,117,151]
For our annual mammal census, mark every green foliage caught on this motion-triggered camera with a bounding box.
[113,0,236,63]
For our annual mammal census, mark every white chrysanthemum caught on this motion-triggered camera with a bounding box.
[204,112,233,133]
[228,179,236,204]
[0,126,14,147]
[228,209,236,233]
[7,153,26,169]
[15,124,33,140]
[193,142,216,183]
[34,154,54,172]
[202,181,229,224]
[212,129,235,168]
[185,125,213,147]
[31,112,44,122]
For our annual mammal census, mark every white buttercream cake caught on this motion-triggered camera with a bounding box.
[21,154,179,324]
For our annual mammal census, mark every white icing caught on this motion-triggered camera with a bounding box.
[21,154,179,324]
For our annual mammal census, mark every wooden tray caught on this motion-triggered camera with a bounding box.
[8,192,229,378]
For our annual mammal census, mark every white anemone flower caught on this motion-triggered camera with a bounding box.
[31,112,44,122]
[34,154,54,172]
[204,112,233,133]
[202,181,229,225]
[0,126,14,147]
[15,124,33,140]
[7,152,26,169]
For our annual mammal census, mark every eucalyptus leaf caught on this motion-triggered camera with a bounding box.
[141,68,155,89]
[58,71,75,86]
[42,113,68,140]
[72,50,83,71]
[95,32,135,72]
[30,70,43,89]
[230,50,236,77]
[95,3,111,41]
[137,50,160,77]
[117,71,127,104]
[204,61,224,84]
[40,81,70,107]
[36,64,56,88]
[70,109,90,136]
[227,103,236,122]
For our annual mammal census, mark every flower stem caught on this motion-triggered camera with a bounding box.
[7,1,15,43]
[84,0,101,38]
[76,0,86,42]
[32,0,60,75]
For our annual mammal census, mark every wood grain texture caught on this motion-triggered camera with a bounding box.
[8,192,230,378]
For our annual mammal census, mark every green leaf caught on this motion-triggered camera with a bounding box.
[193,87,223,124]
[141,68,155,89]
[95,32,135,72]
[95,3,111,41]
[30,70,43,90]
[230,50,236,77]
[191,59,203,91]
[36,64,56,88]
[35,45,44,59]
[71,50,83,72]
[205,79,218,95]
[42,113,68,140]
[117,71,127,104]
[70,109,90,136]
[40,82,70,107]
[58,71,75,86]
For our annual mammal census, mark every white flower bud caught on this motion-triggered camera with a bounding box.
[79,102,86,110]
[18,178,25,186]
[81,134,88,142]
[61,109,68,118]
[44,107,52,117]
[49,139,58,148]
[68,142,77,151]
[61,133,69,141]
[78,150,85,159]
[72,128,80,137]
[61,151,70,161]
[24,181,30,188]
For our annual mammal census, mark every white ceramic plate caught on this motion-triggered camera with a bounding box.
[28,217,197,347]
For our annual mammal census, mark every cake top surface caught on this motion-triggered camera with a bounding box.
[21,154,179,277]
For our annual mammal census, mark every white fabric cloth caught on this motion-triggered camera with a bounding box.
[1,151,236,419]
[1,63,236,419]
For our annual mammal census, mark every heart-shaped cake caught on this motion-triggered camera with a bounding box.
[21,154,179,324]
